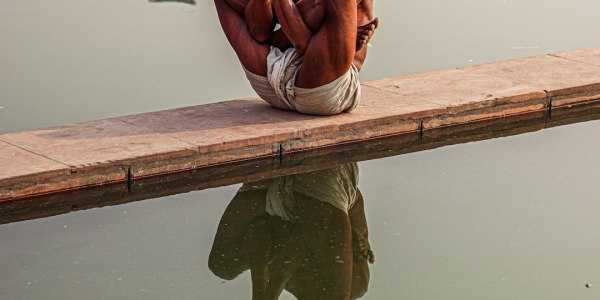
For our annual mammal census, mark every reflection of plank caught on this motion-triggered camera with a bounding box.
[2,101,599,225]
[148,0,196,4]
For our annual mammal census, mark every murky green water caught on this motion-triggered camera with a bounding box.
[1,119,600,299]
[1,0,600,299]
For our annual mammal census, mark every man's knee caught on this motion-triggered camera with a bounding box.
[208,251,247,280]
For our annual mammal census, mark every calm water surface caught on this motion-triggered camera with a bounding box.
[1,119,600,299]
[1,0,600,133]
[1,0,600,299]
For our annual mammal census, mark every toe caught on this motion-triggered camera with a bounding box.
[373,17,380,29]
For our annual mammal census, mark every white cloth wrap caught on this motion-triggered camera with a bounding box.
[243,47,361,116]
[238,163,359,221]
[264,163,359,221]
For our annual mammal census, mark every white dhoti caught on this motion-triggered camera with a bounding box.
[243,47,361,116]
[237,163,359,221]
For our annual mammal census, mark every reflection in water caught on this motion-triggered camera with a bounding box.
[209,163,374,299]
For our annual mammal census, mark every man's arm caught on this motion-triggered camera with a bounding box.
[245,0,275,43]
[272,0,312,54]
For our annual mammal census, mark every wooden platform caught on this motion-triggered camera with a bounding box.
[1,47,599,201]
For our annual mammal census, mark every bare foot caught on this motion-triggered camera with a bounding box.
[356,17,379,51]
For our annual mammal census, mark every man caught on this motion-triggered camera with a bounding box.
[208,163,375,299]
[214,0,378,115]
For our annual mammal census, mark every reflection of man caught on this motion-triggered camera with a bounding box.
[214,0,379,115]
[208,163,374,299]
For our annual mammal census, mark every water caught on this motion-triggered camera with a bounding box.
[1,0,599,133]
[1,118,599,299]
[1,0,600,299]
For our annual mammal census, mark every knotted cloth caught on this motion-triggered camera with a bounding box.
[243,47,361,115]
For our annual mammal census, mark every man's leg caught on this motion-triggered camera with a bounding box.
[270,0,324,50]
[294,193,353,300]
[295,0,376,51]
[245,0,276,43]
[224,0,249,15]
[295,0,325,31]
[354,0,377,70]
[357,18,379,51]
[356,0,376,48]
[272,0,377,54]
[215,0,270,75]
[293,0,358,88]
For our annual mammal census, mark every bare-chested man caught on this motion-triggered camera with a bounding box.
[215,0,378,115]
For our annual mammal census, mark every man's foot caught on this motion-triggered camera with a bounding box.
[356,17,379,51]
